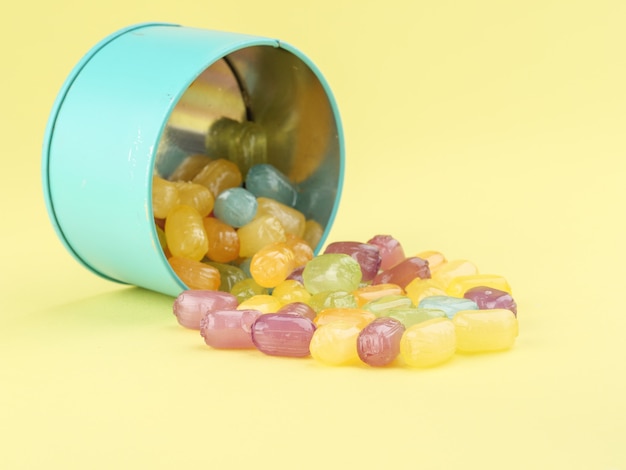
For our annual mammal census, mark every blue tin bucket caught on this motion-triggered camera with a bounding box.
[42,23,344,297]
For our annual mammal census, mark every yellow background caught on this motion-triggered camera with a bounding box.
[2,1,625,468]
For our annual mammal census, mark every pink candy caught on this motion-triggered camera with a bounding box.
[367,234,405,270]
[200,309,262,349]
[173,290,238,329]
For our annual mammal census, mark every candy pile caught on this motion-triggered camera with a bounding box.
[154,119,518,368]
[171,236,519,368]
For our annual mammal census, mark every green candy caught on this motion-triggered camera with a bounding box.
[302,254,363,295]
[308,291,357,313]
[363,295,413,317]
[229,278,269,303]
[386,307,447,328]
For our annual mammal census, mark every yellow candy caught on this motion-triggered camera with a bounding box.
[352,283,405,307]
[453,309,518,352]
[152,176,179,219]
[400,318,456,368]
[256,197,306,238]
[309,320,362,366]
[415,250,447,270]
[445,274,512,297]
[192,158,242,197]
[237,215,286,258]
[404,278,446,305]
[237,294,282,314]
[271,280,311,304]
[174,181,215,217]
[431,259,479,288]
[313,308,376,328]
[165,204,208,261]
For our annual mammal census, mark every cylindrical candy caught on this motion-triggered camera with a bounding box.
[256,197,306,237]
[309,320,362,366]
[372,257,431,289]
[352,283,404,307]
[453,309,518,352]
[200,309,262,349]
[445,274,512,297]
[165,204,209,261]
[404,278,446,305]
[203,217,240,263]
[271,279,311,304]
[431,259,478,288]
[386,307,446,328]
[237,215,286,258]
[237,294,282,314]
[174,181,215,217]
[276,302,317,321]
[172,290,238,329]
[229,278,268,304]
[249,242,296,288]
[400,318,456,368]
[245,163,298,207]
[168,256,220,290]
[314,307,376,328]
[418,295,478,319]
[251,313,316,357]
[463,286,518,316]
[367,234,405,270]
[213,187,258,228]
[302,253,363,294]
[192,158,243,198]
[362,294,413,317]
[357,317,405,367]
[307,290,357,312]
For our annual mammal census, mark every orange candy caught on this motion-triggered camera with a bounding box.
[249,242,295,288]
[203,217,240,263]
[168,256,220,290]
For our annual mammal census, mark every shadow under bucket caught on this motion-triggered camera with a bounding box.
[42,23,344,297]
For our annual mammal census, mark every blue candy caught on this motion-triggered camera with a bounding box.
[213,187,257,227]
[417,296,478,319]
[245,163,297,207]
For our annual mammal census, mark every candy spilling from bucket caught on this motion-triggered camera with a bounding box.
[43,23,520,368]
[172,231,519,368]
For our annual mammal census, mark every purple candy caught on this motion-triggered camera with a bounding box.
[357,317,405,367]
[324,241,382,282]
[285,265,305,285]
[173,290,239,329]
[372,257,431,288]
[463,286,518,316]
[251,313,316,357]
[276,302,317,321]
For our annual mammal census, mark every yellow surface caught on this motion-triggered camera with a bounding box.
[2,1,626,468]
